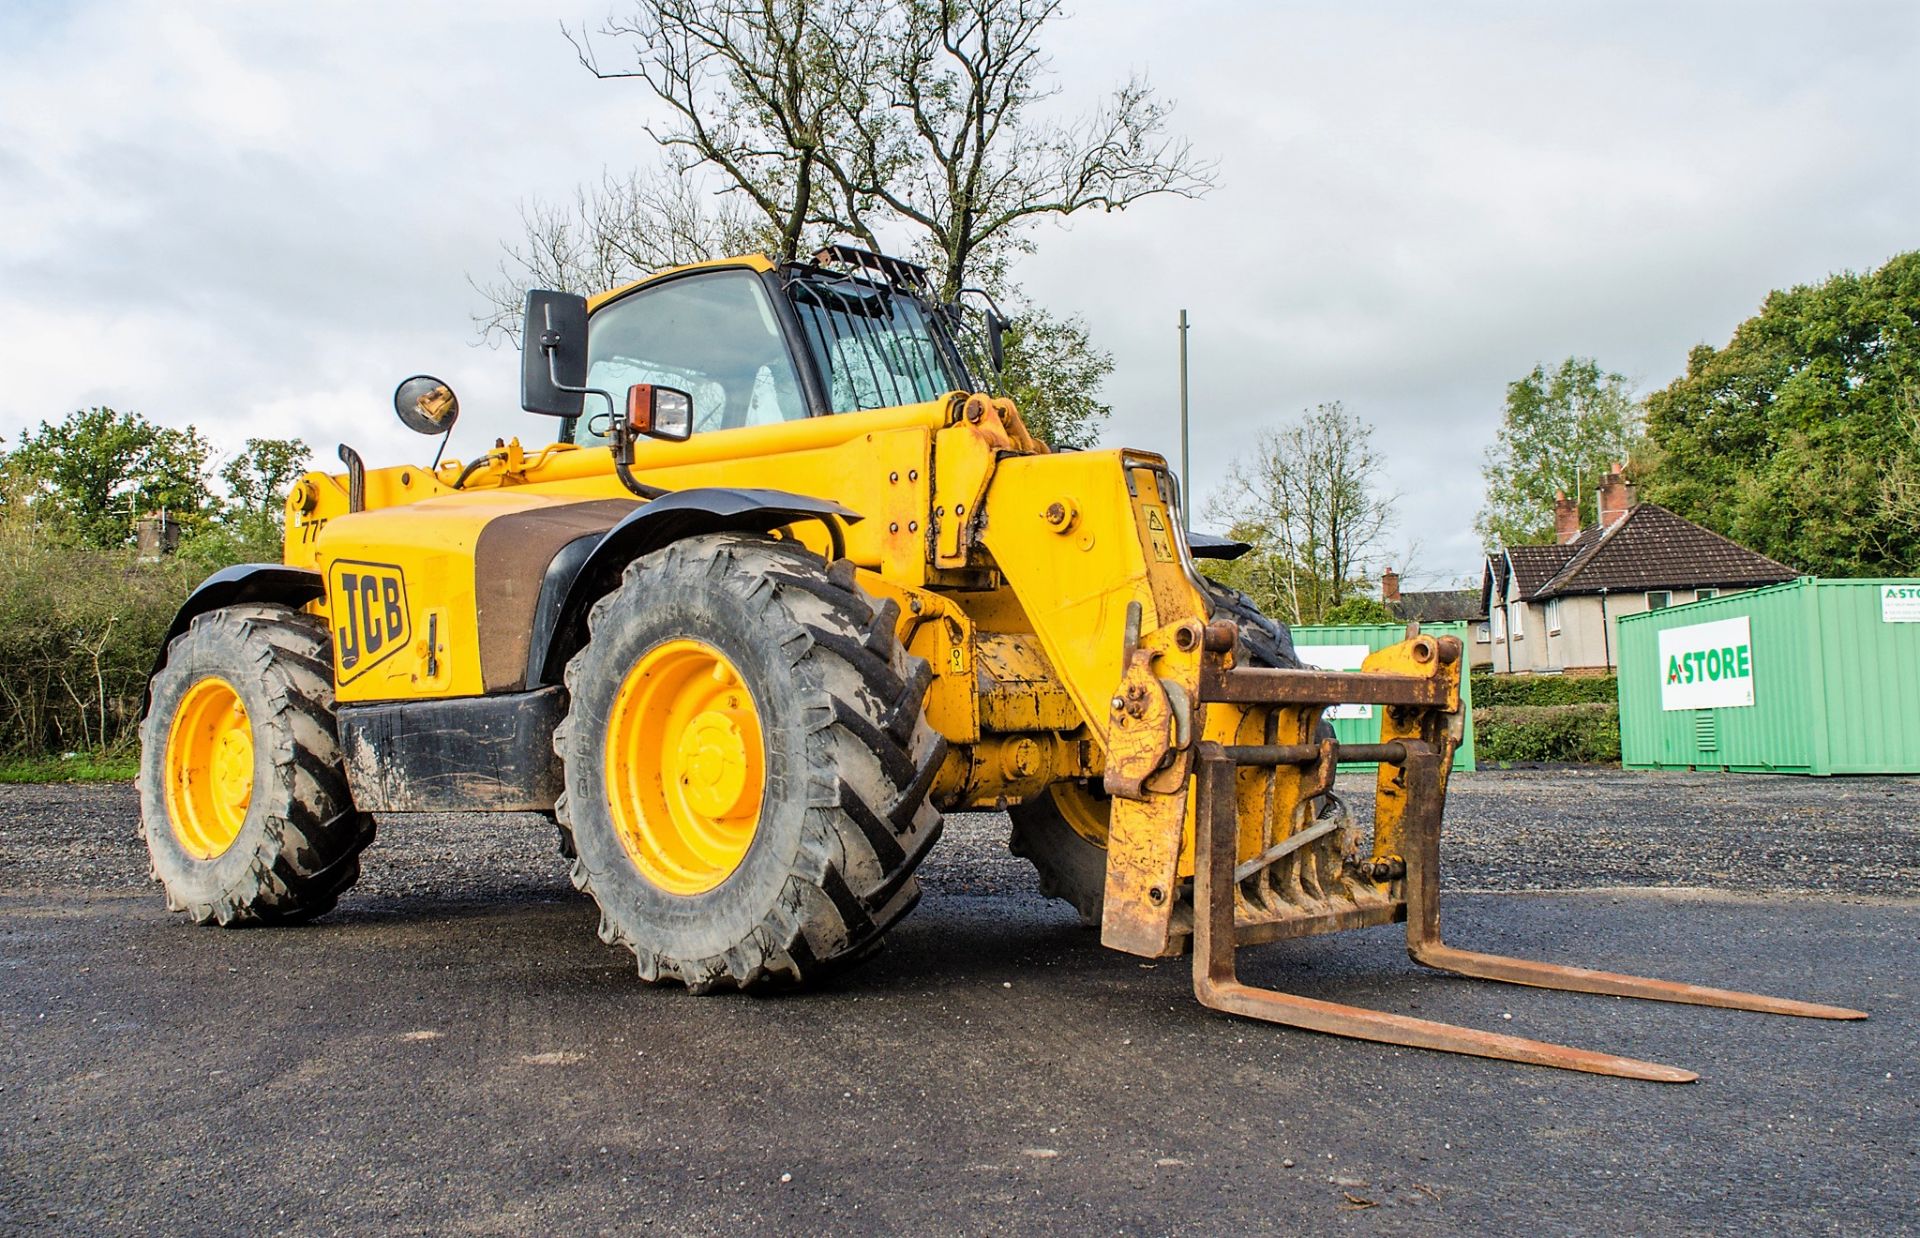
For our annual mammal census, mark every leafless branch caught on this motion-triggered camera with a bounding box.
[555,0,1213,301]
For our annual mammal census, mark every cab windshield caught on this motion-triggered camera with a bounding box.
[785,275,970,413]
[582,268,808,441]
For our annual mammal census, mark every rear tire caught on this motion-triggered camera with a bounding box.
[554,534,945,992]
[138,604,373,926]
[1009,580,1323,925]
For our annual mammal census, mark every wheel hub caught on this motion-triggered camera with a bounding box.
[674,707,754,818]
[603,639,766,895]
[163,676,254,859]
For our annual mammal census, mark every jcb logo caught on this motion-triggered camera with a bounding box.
[328,560,410,682]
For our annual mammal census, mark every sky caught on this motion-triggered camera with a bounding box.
[2,1,1914,590]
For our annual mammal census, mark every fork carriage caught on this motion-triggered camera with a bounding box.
[1175,627,1864,1083]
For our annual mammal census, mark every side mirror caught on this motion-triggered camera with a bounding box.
[985,309,1007,373]
[520,290,590,418]
[393,375,460,436]
[627,384,694,443]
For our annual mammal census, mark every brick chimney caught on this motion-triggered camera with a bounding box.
[1596,463,1634,529]
[135,510,180,560]
[1381,567,1400,602]
[1553,490,1581,544]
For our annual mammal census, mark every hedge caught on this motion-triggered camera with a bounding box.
[0,526,204,758]
[1472,703,1622,765]
[1470,672,1618,707]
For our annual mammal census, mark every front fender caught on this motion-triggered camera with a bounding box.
[535,487,860,685]
[145,564,326,709]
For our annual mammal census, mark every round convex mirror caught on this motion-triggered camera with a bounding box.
[393,375,460,436]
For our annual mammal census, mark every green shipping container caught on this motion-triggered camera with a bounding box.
[1291,622,1476,771]
[1616,578,1920,775]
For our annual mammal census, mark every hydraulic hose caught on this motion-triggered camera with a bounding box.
[450,455,490,490]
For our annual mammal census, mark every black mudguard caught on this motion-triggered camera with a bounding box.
[533,487,861,686]
[145,564,325,709]
[1187,531,1252,560]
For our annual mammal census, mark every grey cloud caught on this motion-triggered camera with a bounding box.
[2,1,1915,588]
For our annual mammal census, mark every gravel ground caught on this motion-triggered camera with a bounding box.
[3,769,1916,1235]
[7,768,1914,904]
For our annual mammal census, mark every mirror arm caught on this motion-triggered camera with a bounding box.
[544,345,616,422]
[958,287,1010,374]
[531,313,665,499]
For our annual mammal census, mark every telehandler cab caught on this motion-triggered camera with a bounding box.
[140,245,1862,1081]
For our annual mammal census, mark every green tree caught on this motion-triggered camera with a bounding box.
[220,438,310,525]
[1641,251,1920,576]
[1882,386,1920,530]
[177,437,313,568]
[1476,359,1643,549]
[1195,520,1293,622]
[995,309,1112,450]
[2,408,215,549]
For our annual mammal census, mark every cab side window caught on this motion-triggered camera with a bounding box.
[585,270,807,436]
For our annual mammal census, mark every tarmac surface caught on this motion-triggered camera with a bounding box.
[3,768,1917,1235]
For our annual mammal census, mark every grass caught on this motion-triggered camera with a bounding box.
[0,751,140,784]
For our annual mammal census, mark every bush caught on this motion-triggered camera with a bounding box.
[1471,672,1618,707]
[1321,596,1399,626]
[1474,703,1621,765]
[0,520,204,758]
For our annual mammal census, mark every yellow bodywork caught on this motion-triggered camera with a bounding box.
[284,258,1456,958]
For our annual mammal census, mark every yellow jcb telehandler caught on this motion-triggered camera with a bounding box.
[139,245,1862,1081]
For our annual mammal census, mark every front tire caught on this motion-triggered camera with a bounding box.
[554,534,945,992]
[138,604,373,925]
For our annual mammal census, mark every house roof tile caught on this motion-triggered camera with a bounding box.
[1506,544,1578,596]
[1530,503,1795,598]
[1390,589,1485,623]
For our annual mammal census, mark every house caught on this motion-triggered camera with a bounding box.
[1481,465,1796,675]
[1379,569,1492,667]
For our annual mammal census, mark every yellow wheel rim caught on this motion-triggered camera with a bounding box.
[163,676,255,860]
[1051,780,1111,847]
[604,639,765,895]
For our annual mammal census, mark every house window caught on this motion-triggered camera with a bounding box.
[1695,588,1717,601]
[1491,608,1506,642]
[1545,598,1563,634]
[1647,591,1672,610]
[1474,622,1491,644]
[1508,601,1525,641]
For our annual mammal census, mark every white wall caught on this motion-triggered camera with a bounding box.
[1489,587,1749,673]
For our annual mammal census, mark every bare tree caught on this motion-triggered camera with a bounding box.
[1207,402,1398,625]
[565,0,887,264]
[565,0,1213,298]
[473,1,1209,449]
[843,0,1214,297]
[471,170,767,344]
